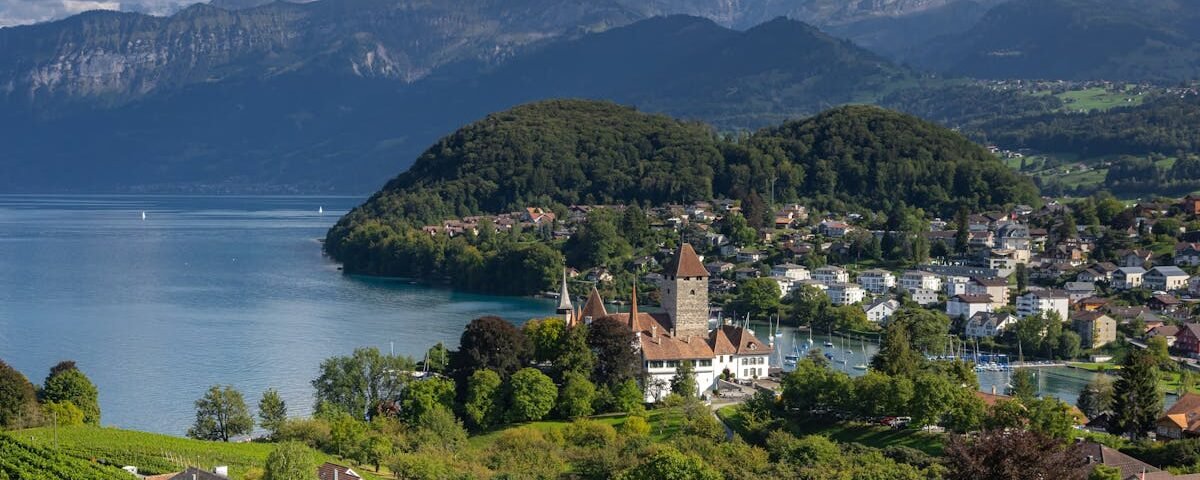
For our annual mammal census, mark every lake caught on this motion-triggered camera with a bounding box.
[0,195,554,435]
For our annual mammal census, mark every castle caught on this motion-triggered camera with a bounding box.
[559,243,772,402]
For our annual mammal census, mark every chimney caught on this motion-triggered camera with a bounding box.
[991,385,997,395]
[651,325,657,338]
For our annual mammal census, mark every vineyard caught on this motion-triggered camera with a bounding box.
[0,435,129,480]
[10,427,383,480]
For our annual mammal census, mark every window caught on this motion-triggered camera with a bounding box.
[690,289,696,295]
[647,361,664,369]
[698,359,712,367]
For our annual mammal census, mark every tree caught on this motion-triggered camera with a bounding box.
[1147,336,1171,366]
[1015,264,1028,293]
[400,377,456,425]
[564,210,632,269]
[411,405,468,453]
[557,372,596,418]
[451,316,532,383]
[1057,331,1082,360]
[1077,377,1114,419]
[524,317,568,364]
[954,207,970,254]
[910,373,955,427]
[42,401,85,427]
[1111,348,1163,440]
[40,362,100,425]
[0,360,38,429]
[464,369,503,430]
[263,441,318,480]
[312,347,413,421]
[553,324,596,381]
[587,317,640,387]
[620,205,652,248]
[871,321,922,378]
[619,447,722,480]
[1089,465,1122,480]
[258,389,288,439]
[670,361,697,399]
[853,371,913,417]
[509,368,557,422]
[788,285,830,326]
[1008,369,1037,402]
[731,278,782,321]
[424,342,450,374]
[985,399,1028,431]
[1181,370,1197,396]
[945,430,1087,480]
[614,379,645,414]
[187,385,254,442]
[328,411,367,460]
[1027,397,1078,440]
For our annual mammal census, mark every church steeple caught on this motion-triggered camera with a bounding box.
[627,284,639,330]
[556,268,573,323]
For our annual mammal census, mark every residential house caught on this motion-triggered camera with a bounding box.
[1077,262,1118,283]
[1192,276,1200,296]
[1146,266,1190,291]
[1182,194,1200,216]
[944,275,971,297]
[1016,290,1070,320]
[1175,324,1200,358]
[770,277,795,298]
[1078,442,1170,479]
[705,262,734,276]
[1073,312,1117,349]
[967,277,1010,308]
[1149,325,1181,348]
[1048,244,1086,266]
[970,230,996,249]
[319,463,363,480]
[827,283,866,306]
[1076,296,1109,312]
[857,269,896,294]
[1176,243,1200,267]
[1157,392,1200,440]
[771,263,810,281]
[736,249,763,263]
[900,270,942,293]
[146,468,229,480]
[947,294,993,320]
[734,267,760,280]
[995,223,1032,252]
[819,220,852,237]
[813,266,850,285]
[1118,249,1154,268]
[864,298,899,323]
[910,288,940,306]
[964,311,1018,338]
[1112,267,1147,290]
[1063,282,1097,303]
[795,279,828,293]
[1150,293,1184,313]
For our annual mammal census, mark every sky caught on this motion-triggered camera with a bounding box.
[0,0,199,27]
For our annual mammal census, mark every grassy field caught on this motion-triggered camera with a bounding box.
[716,405,945,456]
[10,427,383,480]
[468,408,686,450]
[1055,87,1146,112]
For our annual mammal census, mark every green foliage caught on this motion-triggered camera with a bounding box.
[312,347,414,421]
[187,385,254,442]
[1077,377,1114,419]
[557,372,596,419]
[1026,397,1078,440]
[452,316,532,383]
[0,434,129,480]
[854,371,913,417]
[42,401,85,427]
[411,405,468,454]
[669,361,697,399]
[614,380,646,415]
[620,415,651,438]
[731,278,783,321]
[486,427,567,479]
[588,318,641,388]
[257,389,287,439]
[1110,348,1163,440]
[400,377,456,425]
[944,429,1088,480]
[524,317,568,365]
[871,320,924,378]
[553,324,596,382]
[424,342,450,374]
[1089,465,1122,480]
[464,369,504,430]
[1008,369,1037,402]
[565,210,633,270]
[509,368,558,422]
[618,446,722,480]
[263,441,318,480]
[0,360,39,429]
[40,362,100,426]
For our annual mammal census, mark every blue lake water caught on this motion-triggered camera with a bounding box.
[0,195,553,435]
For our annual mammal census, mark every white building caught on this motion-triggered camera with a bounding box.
[857,269,896,294]
[1176,243,1200,267]
[864,298,899,323]
[1016,290,1070,321]
[964,312,1018,338]
[826,283,866,306]
[770,276,795,298]
[1113,267,1146,290]
[1145,266,1190,291]
[944,275,970,297]
[771,263,810,281]
[947,294,993,320]
[813,266,850,285]
[900,270,942,293]
[910,288,940,306]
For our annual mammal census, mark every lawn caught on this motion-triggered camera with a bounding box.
[1067,362,1119,372]
[10,426,384,480]
[716,405,945,456]
[1055,87,1145,112]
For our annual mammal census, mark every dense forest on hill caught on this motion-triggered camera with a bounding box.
[325,99,1037,292]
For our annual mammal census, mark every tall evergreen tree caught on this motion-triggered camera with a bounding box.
[954,207,970,254]
[1110,349,1163,440]
[1008,369,1037,403]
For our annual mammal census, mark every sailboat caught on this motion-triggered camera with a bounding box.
[836,335,848,364]
[775,315,783,337]
[853,336,869,370]
[807,326,814,346]
[318,206,324,215]
[823,327,834,347]
[140,211,146,221]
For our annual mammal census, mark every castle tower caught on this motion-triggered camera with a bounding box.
[661,243,709,338]
[556,268,574,324]
[578,287,607,325]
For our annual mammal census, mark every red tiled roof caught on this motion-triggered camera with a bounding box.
[578,287,608,321]
[666,243,709,278]
[1160,392,1200,434]
[640,333,715,361]
[709,325,772,356]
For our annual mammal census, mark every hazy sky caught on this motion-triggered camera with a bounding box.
[0,0,198,27]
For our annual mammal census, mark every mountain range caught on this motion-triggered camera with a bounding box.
[1,0,1199,193]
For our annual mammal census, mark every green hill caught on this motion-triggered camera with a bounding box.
[325,99,1037,284]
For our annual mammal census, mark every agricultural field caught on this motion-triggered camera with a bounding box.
[0,435,130,480]
[8,427,383,480]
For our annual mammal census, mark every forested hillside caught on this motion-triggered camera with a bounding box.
[324,99,1037,289]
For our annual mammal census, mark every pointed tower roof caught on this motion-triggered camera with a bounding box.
[667,243,709,278]
[628,284,639,330]
[556,268,573,313]
[579,287,608,321]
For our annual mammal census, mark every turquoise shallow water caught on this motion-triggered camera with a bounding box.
[0,195,553,435]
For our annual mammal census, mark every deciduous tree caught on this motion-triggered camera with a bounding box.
[464,369,503,430]
[509,368,557,422]
[258,388,288,439]
[557,372,596,419]
[312,347,413,421]
[188,385,254,442]
[40,361,100,425]
[263,441,318,480]
[587,317,639,388]
[945,429,1087,480]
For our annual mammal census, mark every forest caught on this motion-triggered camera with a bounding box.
[324,99,1038,293]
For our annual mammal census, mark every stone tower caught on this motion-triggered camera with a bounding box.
[660,243,710,338]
